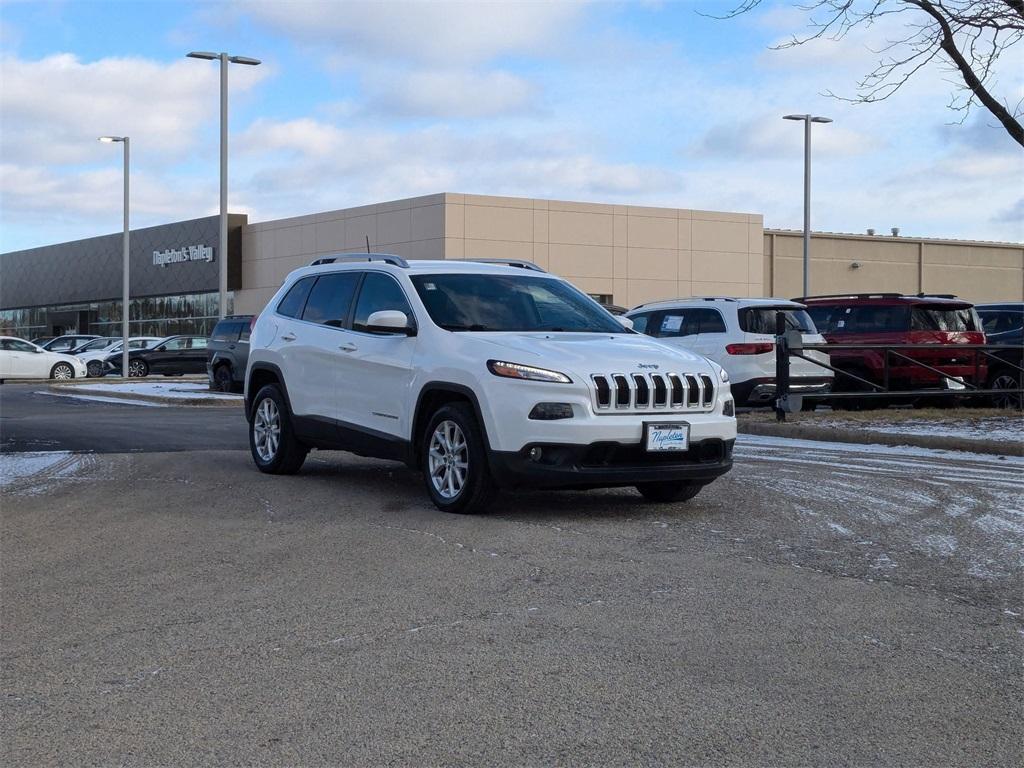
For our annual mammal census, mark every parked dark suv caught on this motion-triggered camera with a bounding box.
[976,302,1023,408]
[207,315,253,393]
[800,294,987,406]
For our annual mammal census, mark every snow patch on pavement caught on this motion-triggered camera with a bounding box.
[65,382,241,400]
[36,391,168,408]
[816,416,1023,445]
[0,451,93,496]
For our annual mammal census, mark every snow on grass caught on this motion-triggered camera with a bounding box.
[36,391,168,407]
[816,416,1023,444]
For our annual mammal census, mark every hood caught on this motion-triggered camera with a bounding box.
[469,332,715,378]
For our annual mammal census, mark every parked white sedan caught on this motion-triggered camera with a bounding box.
[0,337,88,381]
[77,336,162,377]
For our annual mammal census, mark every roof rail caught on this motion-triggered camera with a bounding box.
[915,292,959,299]
[795,293,903,301]
[466,258,546,272]
[309,253,409,268]
[631,296,738,310]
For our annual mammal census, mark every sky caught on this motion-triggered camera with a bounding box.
[1,0,1022,253]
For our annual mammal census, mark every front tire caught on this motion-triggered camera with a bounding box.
[249,384,308,474]
[50,362,74,380]
[422,403,497,514]
[636,481,703,503]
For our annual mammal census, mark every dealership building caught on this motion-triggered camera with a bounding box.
[2,192,1022,339]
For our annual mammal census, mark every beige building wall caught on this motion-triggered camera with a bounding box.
[235,192,764,314]
[764,230,1024,302]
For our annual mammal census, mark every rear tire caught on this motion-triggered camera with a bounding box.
[422,402,497,514]
[636,481,703,503]
[249,384,308,474]
[128,359,148,378]
[989,369,1022,409]
[86,361,103,378]
[213,364,234,393]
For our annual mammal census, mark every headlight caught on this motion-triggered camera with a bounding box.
[487,360,572,384]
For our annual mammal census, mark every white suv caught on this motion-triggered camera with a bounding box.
[245,255,737,513]
[625,298,832,407]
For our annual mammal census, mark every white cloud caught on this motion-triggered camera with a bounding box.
[367,69,537,118]
[240,0,588,65]
[0,53,268,165]
[230,117,682,221]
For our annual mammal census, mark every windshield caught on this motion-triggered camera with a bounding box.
[910,306,979,332]
[78,338,114,352]
[739,307,816,334]
[410,273,625,333]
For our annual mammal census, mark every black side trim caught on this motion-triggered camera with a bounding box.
[291,414,413,464]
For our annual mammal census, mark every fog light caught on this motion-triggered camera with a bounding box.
[529,447,543,462]
[529,403,573,420]
[723,400,735,417]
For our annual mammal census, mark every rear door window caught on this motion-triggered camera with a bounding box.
[910,306,979,332]
[302,272,362,328]
[652,308,725,338]
[211,321,240,342]
[277,277,316,319]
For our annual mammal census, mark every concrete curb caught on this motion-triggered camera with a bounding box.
[738,421,1023,457]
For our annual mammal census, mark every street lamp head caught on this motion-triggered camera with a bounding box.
[811,116,833,123]
[99,136,126,143]
[229,55,261,66]
[187,51,218,60]
[783,114,808,121]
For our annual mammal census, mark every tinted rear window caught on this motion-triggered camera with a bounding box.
[808,305,909,334]
[910,306,979,332]
[211,320,241,342]
[302,272,361,328]
[277,277,316,319]
[739,307,816,334]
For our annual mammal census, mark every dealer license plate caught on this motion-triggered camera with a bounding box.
[645,422,690,452]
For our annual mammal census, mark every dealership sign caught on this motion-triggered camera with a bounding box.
[153,244,215,267]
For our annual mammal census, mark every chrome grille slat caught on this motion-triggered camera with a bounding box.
[590,370,715,413]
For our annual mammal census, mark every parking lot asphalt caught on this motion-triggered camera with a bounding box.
[0,383,245,453]
[2,390,1021,766]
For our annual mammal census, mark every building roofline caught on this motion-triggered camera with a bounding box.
[764,228,1024,249]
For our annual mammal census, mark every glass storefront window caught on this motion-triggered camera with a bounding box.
[0,292,232,340]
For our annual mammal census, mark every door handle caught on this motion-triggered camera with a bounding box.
[339,342,358,352]
[280,332,296,342]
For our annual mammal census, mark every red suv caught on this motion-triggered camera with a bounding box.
[799,294,987,402]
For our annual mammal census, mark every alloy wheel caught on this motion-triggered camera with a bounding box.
[428,420,469,499]
[992,373,1021,409]
[128,360,146,377]
[253,397,281,462]
[87,361,102,377]
[53,364,73,380]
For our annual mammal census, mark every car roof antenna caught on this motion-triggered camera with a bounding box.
[365,235,371,254]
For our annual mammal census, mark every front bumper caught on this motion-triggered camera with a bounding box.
[487,438,734,490]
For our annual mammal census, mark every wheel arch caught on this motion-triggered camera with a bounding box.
[246,362,292,422]
[412,382,490,469]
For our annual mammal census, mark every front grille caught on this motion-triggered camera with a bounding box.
[590,371,716,413]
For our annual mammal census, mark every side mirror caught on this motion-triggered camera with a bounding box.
[618,316,635,331]
[366,310,415,336]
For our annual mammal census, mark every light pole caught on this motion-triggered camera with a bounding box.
[187,51,261,320]
[99,136,130,378]
[783,114,832,297]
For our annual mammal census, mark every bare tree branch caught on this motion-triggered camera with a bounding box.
[717,0,1024,147]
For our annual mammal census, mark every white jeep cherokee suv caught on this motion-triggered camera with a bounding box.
[625,297,833,407]
[245,255,737,513]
